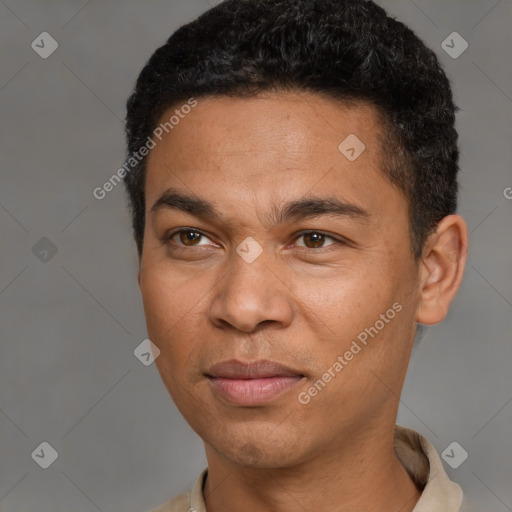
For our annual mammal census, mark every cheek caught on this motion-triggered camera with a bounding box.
[140,269,210,404]
[292,259,410,388]
[295,264,390,334]
[139,266,206,354]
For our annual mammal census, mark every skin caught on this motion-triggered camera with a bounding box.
[137,90,468,512]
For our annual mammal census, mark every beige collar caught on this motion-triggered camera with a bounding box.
[180,424,463,512]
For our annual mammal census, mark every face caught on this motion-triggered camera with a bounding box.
[138,92,422,468]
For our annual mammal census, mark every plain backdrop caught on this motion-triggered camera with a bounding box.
[1,1,511,511]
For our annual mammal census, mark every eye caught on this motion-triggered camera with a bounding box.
[166,228,214,247]
[294,231,339,249]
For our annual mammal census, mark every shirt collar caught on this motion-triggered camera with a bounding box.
[187,424,463,512]
[393,424,463,511]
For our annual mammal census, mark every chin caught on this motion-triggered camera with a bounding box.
[206,426,305,469]
[224,445,296,469]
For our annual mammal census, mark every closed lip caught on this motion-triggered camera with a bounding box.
[205,359,304,379]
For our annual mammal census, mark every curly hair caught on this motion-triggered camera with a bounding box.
[124,0,459,261]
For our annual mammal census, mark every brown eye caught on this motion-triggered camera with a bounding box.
[179,230,202,246]
[296,232,336,249]
[163,228,220,254]
[166,229,213,247]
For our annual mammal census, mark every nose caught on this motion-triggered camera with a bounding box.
[208,245,294,334]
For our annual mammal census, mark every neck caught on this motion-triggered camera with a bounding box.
[203,424,422,512]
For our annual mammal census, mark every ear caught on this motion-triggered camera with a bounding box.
[415,214,468,325]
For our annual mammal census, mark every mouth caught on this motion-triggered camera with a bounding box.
[205,359,305,406]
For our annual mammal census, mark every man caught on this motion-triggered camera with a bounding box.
[123,0,469,510]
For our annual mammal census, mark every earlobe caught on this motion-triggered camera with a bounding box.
[415,215,468,325]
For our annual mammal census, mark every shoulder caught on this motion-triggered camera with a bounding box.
[146,468,208,512]
[148,490,191,512]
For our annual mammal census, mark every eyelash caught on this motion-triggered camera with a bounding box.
[162,228,346,252]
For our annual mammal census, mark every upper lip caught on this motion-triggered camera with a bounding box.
[206,359,304,379]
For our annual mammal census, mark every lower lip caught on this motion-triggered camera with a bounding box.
[208,376,303,406]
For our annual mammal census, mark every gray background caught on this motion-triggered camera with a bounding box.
[1,0,511,511]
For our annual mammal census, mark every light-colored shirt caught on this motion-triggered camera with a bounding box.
[150,424,466,512]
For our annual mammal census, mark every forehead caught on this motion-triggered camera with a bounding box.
[144,92,402,222]
[150,91,382,158]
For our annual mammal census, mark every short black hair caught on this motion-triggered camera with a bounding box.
[124,0,459,261]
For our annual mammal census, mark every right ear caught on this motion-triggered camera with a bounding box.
[415,214,468,325]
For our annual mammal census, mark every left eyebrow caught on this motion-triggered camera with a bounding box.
[150,187,370,226]
[266,196,370,225]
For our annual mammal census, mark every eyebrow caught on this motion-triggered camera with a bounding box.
[150,187,370,226]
